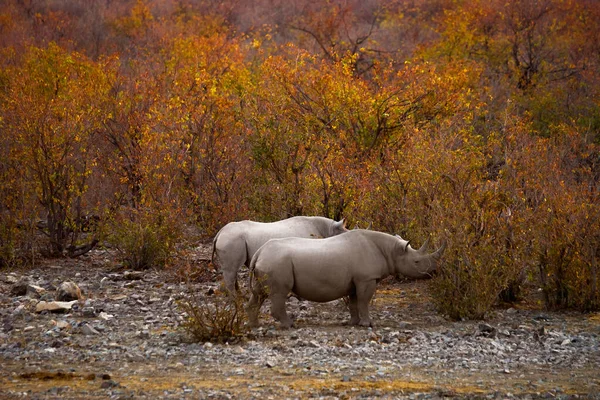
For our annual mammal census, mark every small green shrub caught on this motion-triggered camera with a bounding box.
[108,207,182,270]
[178,291,248,343]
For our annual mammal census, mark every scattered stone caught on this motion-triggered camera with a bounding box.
[35,300,78,313]
[123,271,144,281]
[26,284,46,298]
[11,280,30,296]
[479,323,497,337]
[12,304,26,315]
[81,324,99,335]
[398,321,414,329]
[56,281,82,301]
[82,307,96,318]
[538,326,548,336]
[55,320,71,330]
[3,273,19,284]
[98,312,114,321]
[100,380,119,389]
[2,252,598,399]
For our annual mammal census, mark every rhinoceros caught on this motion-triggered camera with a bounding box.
[246,229,446,328]
[212,216,348,295]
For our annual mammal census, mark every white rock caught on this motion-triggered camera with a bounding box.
[99,312,114,320]
[35,300,78,313]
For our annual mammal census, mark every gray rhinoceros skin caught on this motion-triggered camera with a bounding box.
[212,216,347,294]
[246,229,446,328]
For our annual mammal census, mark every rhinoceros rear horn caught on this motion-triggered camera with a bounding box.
[417,238,430,254]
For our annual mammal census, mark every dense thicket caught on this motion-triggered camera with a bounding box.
[1,0,599,317]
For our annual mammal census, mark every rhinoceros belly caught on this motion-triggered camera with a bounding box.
[291,265,354,303]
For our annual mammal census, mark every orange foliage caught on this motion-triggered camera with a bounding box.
[0,0,598,313]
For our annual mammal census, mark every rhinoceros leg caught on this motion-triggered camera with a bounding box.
[355,280,377,327]
[347,293,360,325]
[215,246,246,296]
[222,268,240,296]
[246,273,267,328]
[270,292,293,329]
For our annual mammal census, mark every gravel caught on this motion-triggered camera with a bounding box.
[1,246,599,399]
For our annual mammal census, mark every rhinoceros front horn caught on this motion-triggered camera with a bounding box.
[432,240,447,259]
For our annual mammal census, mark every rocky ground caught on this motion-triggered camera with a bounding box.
[1,245,599,399]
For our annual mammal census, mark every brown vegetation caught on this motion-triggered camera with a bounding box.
[0,0,598,319]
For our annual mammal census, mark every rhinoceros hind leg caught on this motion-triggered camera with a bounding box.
[246,275,267,328]
[355,280,377,327]
[270,293,293,329]
[222,268,239,297]
[347,293,360,325]
[246,293,265,328]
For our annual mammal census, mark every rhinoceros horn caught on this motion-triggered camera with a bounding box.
[432,240,447,259]
[417,238,430,254]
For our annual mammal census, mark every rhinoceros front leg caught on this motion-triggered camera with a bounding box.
[270,293,293,329]
[355,280,377,327]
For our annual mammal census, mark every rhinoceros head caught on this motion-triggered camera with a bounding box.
[394,235,446,279]
[330,219,348,236]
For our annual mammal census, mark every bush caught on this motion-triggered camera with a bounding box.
[430,246,515,320]
[537,202,600,311]
[107,207,182,270]
[178,291,248,343]
[0,221,21,268]
[0,217,38,269]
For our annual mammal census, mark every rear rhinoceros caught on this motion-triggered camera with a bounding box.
[246,229,446,328]
[212,216,347,295]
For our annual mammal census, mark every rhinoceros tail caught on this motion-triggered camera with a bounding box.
[248,245,262,287]
[211,227,223,269]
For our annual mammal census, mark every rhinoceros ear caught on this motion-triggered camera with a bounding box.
[395,235,410,252]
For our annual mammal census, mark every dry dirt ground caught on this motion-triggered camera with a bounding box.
[1,244,599,399]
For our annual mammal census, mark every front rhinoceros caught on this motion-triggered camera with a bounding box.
[246,229,446,328]
[212,216,347,295]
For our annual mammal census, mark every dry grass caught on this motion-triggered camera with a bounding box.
[178,290,248,343]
